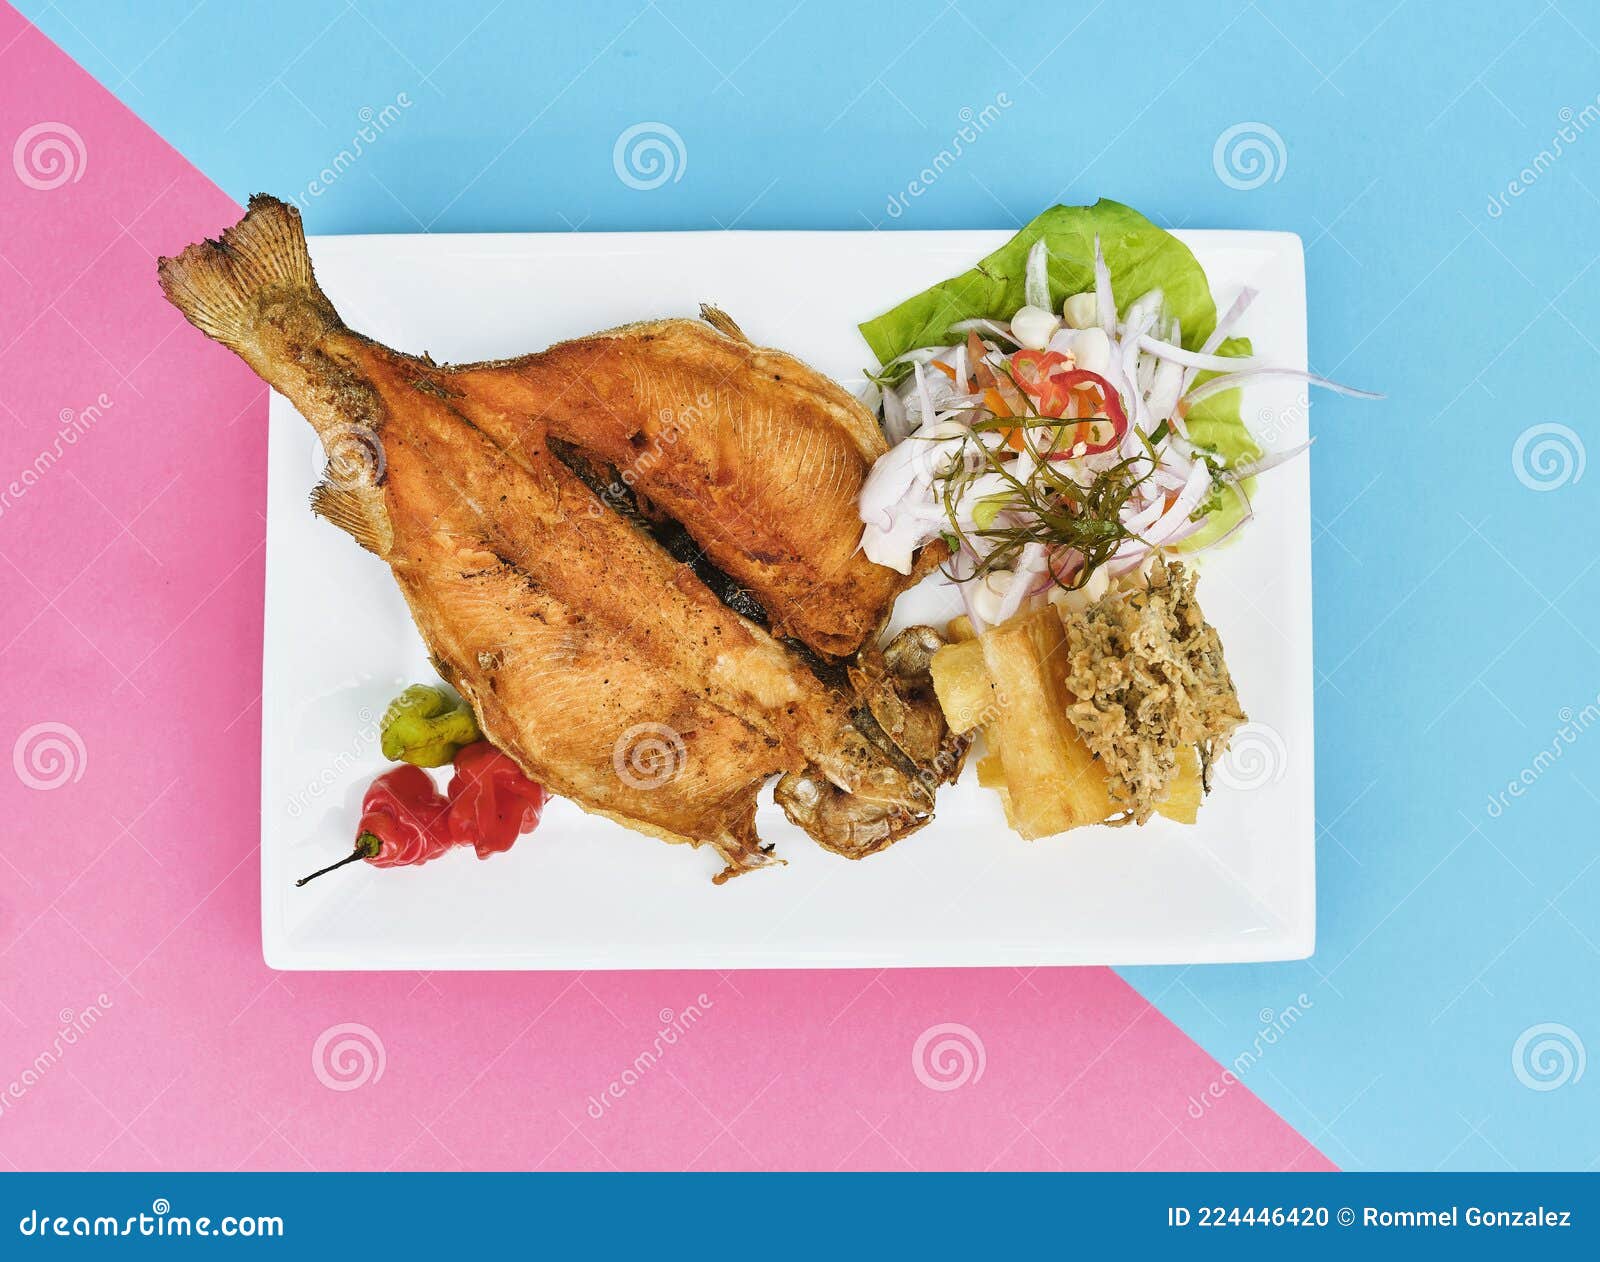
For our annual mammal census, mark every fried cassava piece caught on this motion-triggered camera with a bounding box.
[930,563,1237,836]
[159,195,956,882]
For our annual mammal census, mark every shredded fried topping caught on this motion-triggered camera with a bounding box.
[1057,558,1246,823]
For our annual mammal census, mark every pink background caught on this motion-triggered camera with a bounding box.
[0,6,1330,1171]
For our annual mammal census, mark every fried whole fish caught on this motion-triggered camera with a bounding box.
[159,196,956,880]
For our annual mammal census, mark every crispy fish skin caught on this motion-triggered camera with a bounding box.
[157,195,937,880]
[444,315,922,659]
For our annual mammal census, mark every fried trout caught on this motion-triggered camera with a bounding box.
[158,196,954,881]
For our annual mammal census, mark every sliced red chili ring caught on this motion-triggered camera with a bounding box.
[1041,368,1128,457]
[1007,356,1129,457]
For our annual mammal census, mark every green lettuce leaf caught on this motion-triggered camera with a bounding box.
[858,198,1218,363]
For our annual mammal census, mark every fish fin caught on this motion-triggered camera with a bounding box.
[157,194,326,352]
[699,304,750,344]
[309,481,390,556]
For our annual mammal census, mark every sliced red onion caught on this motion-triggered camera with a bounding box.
[1119,307,1156,432]
[1146,354,1186,426]
[877,345,948,375]
[860,511,934,574]
[1150,463,1190,491]
[913,361,936,429]
[948,318,1017,344]
[1105,549,1151,578]
[860,445,924,525]
[1025,240,1050,312]
[1181,285,1256,392]
[1226,438,1314,480]
[994,542,1048,623]
[1136,334,1266,373]
[1108,462,1212,568]
[1094,236,1116,337]
[1181,367,1384,411]
[1123,495,1167,534]
[1144,462,1213,547]
[1050,547,1085,585]
[881,383,910,443]
[1153,514,1211,546]
[1203,287,1257,353]
[1136,346,1157,398]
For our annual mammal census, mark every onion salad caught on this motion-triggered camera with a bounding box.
[856,235,1378,631]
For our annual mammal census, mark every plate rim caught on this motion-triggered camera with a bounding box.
[260,225,1315,971]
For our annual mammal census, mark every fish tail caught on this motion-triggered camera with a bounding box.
[157,193,335,355]
[161,196,393,556]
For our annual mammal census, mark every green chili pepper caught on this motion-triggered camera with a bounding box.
[379,684,481,767]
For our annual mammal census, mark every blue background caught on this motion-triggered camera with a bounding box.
[20,0,1599,1171]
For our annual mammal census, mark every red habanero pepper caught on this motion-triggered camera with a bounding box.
[295,765,452,886]
[445,741,547,859]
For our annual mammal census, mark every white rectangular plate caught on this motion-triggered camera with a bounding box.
[262,228,1313,970]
